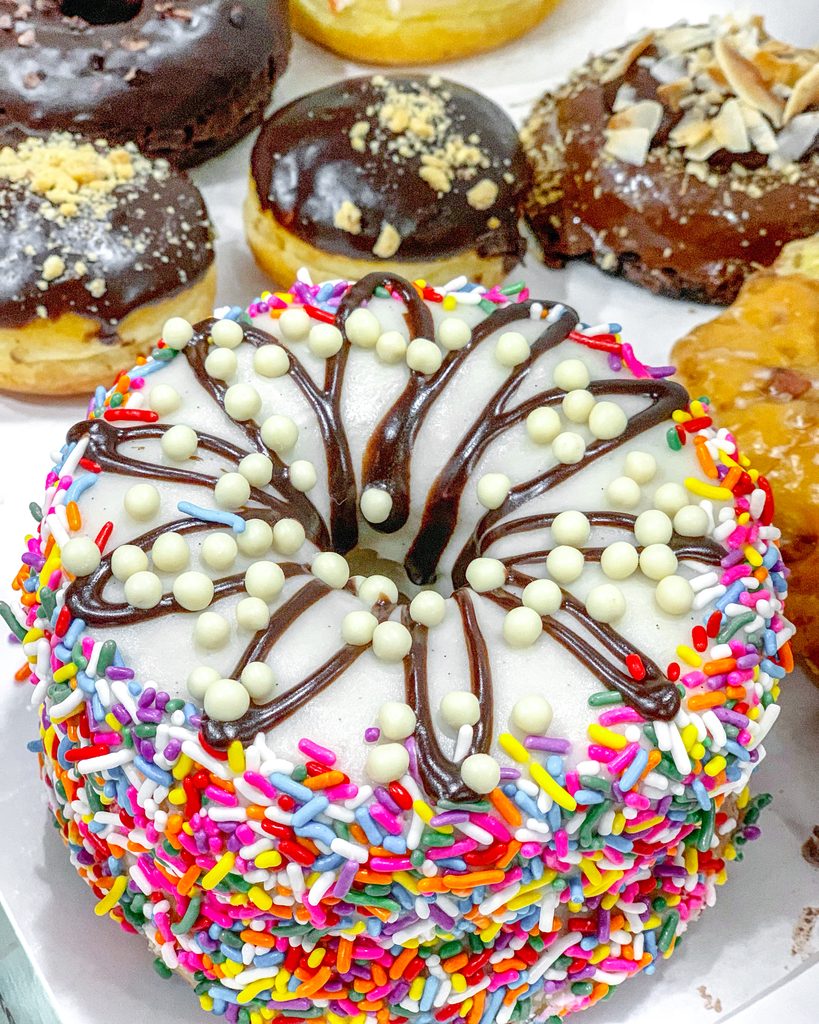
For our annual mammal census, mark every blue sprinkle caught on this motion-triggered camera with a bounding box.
[366,917,382,937]
[580,935,597,950]
[136,358,166,378]
[573,789,605,805]
[94,386,107,408]
[546,755,564,779]
[419,975,439,1013]
[26,739,43,754]
[296,821,335,847]
[691,778,711,811]
[134,756,173,786]
[77,672,96,694]
[253,950,284,969]
[57,734,73,770]
[716,581,744,612]
[65,473,97,503]
[726,763,742,782]
[208,924,222,941]
[434,858,467,871]
[220,944,243,963]
[292,796,328,828]
[760,658,786,679]
[547,802,562,832]
[313,853,344,872]
[63,617,85,648]
[480,989,504,1024]
[177,501,246,533]
[391,884,414,910]
[53,643,72,662]
[763,630,778,656]
[355,807,383,846]
[724,740,751,762]
[383,835,407,854]
[23,578,38,592]
[268,772,312,803]
[569,877,583,903]
[603,835,633,853]
[762,544,780,568]
[620,748,649,791]
[91,694,104,722]
[513,791,540,820]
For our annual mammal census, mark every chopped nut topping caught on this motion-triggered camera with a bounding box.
[333,200,362,235]
[767,367,812,399]
[466,179,499,210]
[372,222,401,259]
[41,255,65,282]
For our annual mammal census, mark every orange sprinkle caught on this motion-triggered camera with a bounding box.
[443,952,469,973]
[591,982,609,1002]
[303,771,345,790]
[14,662,31,682]
[354,869,393,886]
[490,787,522,827]
[372,965,387,987]
[468,989,486,1024]
[725,686,747,700]
[752,567,768,583]
[498,840,521,870]
[441,870,505,890]
[503,983,528,1005]
[115,375,130,394]
[687,691,727,711]
[703,657,736,676]
[779,641,794,673]
[337,938,353,975]
[240,929,276,947]
[349,823,369,845]
[722,466,742,491]
[353,978,375,994]
[177,865,201,896]
[66,501,82,531]
[389,946,417,981]
[416,877,447,894]
[640,749,661,780]
[295,967,332,998]
[695,439,718,479]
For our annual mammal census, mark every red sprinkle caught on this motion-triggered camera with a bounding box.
[758,475,775,525]
[260,819,292,841]
[666,662,681,682]
[54,604,70,638]
[567,917,598,934]
[279,839,316,867]
[64,743,110,763]
[626,653,646,681]
[692,625,708,652]
[183,776,201,816]
[78,458,102,473]
[706,611,722,638]
[103,408,159,423]
[682,416,713,432]
[94,521,114,552]
[422,286,444,302]
[278,795,296,812]
[388,781,413,811]
[568,329,621,353]
[304,304,336,325]
[197,732,229,761]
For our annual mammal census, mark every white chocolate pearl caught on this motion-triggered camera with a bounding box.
[522,578,562,615]
[151,532,190,573]
[495,331,529,367]
[124,483,161,521]
[173,571,214,611]
[372,621,412,662]
[562,389,596,423]
[245,560,285,601]
[378,701,417,740]
[148,383,180,415]
[261,414,298,454]
[674,504,709,537]
[194,611,230,650]
[205,347,237,381]
[204,678,250,722]
[111,544,148,582]
[341,610,378,645]
[236,596,270,631]
[311,552,350,589]
[288,460,317,493]
[161,424,198,461]
[279,307,311,341]
[360,487,393,524]
[503,606,542,647]
[624,450,657,484]
[201,533,238,571]
[656,575,694,615]
[240,662,276,702]
[163,316,193,350]
[409,591,446,627]
[585,583,626,623]
[187,665,220,701]
[653,483,689,518]
[607,476,641,509]
[124,570,163,609]
[552,510,590,546]
[589,401,628,440]
[237,519,273,557]
[476,472,511,510]
[239,453,274,488]
[345,308,380,348]
[460,753,500,794]
[437,317,471,351]
[210,318,244,348]
[465,557,506,592]
[639,544,678,581]
[308,323,343,358]
[634,509,673,546]
[552,431,586,464]
[61,537,101,577]
[511,695,553,734]
[600,541,639,580]
[546,545,585,583]
[272,518,305,555]
[366,743,409,784]
[376,331,407,364]
[526,406,561,444]
[358,574,399,605]
[553,358,590,390]
[214,472,251,509]
[224,383,262,421]
[440,691,480,728]
[406,337,443,374]
[254,344,290,378]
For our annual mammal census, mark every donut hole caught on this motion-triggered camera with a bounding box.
[345,546,425,603]
[60,0,143,25]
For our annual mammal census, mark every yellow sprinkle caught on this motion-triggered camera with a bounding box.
[743,458,754,471]
[413,799,434,823]
[743,544,763,568]
[461,998,473,1017]
[222,959,243,978]
[680,723,698,751]
[498,733,530,763]
[689,400,705,417]
[591,945,610,964]
[23,628,44,644]
[227,740,246,774]
[581,858,602,886]
[201,850,235,890]
[644,914,662,930]
[442,295,457,311]
[274,969,291,993]
[611,812,626,836]
[409,978,425,1002]
[716,868,728,885]
[703,756,726,777]
[451,974,467,994]
[601,891,620,910]
[587,724,628,750]
[625,815,663,833]
[676,645,702,667]
[172,753,194,781]
[94,875,127,916]
[255,850,283,869]
[104,713,122,732]
[480,921,502,943]
[584,871,623,898]
[771,683,781,701]
[308,948,326,968]
[690,742,706,761]
[684,477,733,501]
[567,901,583,913]
[53,663,78,683]
[671,410,691,423]
[518,871,557,894]
[199,995,215,1012]
[168,787,186,806]
[394,871,420,895]
[507,890,545,912]
[248,885,273,911]
[736,512,750,525]
[529,761,577,811]
[724,844,737,861]
[665,894,681,907]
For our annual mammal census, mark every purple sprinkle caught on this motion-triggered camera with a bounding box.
[743,825,762,841]
[111,703,131,725]
[499,767,521,781]
[364,727,380,743]
[108,667,135,682]
[428,905,456,929]
[137,707,162,724]
[608,353,621,372]
[138,686,156,707]
[430,811,469,826]
[164,740,182,762]
[374,786,401,816]
[524,736,571,754]
[721,548,746,568]
[155,692,170,712]
[713,707,749,728]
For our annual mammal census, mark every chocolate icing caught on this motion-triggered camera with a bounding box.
[0,0,291,168]
[250,76,528,268]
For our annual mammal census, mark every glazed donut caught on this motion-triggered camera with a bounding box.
[0,134,216,395]
[521,14,819,304]
[0,0,291,168]
[5,271,793,1022]
[246,76,528,289]
[289,0,562,65]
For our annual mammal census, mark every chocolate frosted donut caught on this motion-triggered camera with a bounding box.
[245,75,528,288]
[522,15,819,304]
[0,0,291,168]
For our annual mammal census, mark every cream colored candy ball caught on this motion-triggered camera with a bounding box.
[311,552,350,589]
[360,487,393,524]
[562,389,596,424]
[289,460,317,493]
[546,545,585,584]
[495,331,529,367]
[460,753,500,794]
[124,482,161,521]
[639,544,678,581]
[503,606,542,648]
[465,557,506,592]
[237,519,273,557]
[656,574,694,615]
[476,472,511,510]
[210,318,244,349]
[279,307,311,342]
[111,544,148,582]
[261,414,299,454]
[204,678,250,722]
[204,346,237,381]
[224,383,262,422]
[161,424,198,461]
[341,610,378,645]
[522,578,562,615]
[344,308,380,348]
[187,665,220,701]
[151,532,189,573]
[308,323,343,358]
[372,621,413,662]
[409,591,446,627]
[552,510,590,546]
[607,476,641,509]
[245,560,285,601]
[585,583,626,623]
[254,344,290,378]
[437,317,471,351]
[358,574,399,605]
[674,504,709,537]
[406,337,442,374]
[634,509,673,546]
[553,358,590,391]
[600,541,639,580]
[239,453,274,488]
[526,406,561,444]
[653,482,689,518]
[148,383,180,415]
[366,743,409,784]
[378,701,417,740]
[61,537,101,577]
[440,691,480,729]
[163,316,194,350]
[589,401,627,440]
[236,596,270,632]
[194,611,230,650]
[272,518,305,555]
[173,571,214,611]
[511,695,553,734]
[201,533,238,572]
[375,330,407,365]
[124,570,163,609]
[240,662,276,702]
[624,450,657,484]
[552,431,586,465]
[214,472,251,509]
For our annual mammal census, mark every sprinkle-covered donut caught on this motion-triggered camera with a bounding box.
[4,271,794,1022]
[0,0,291,168]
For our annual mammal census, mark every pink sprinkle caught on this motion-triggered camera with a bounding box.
[490,867,522,891]
[624,792,650,810]
[243,771,277,800]
[565,771,580,796]
[721,564,749,585]
[470,813,511,842]
[587,744,616,763]
[427,839,477,861]
[130,377,145,389]
[154,911,173,944]
[599,957,638,973]
[554,830,569,859]
[370,856,412,872]
[48,570,62,590]
[737,729,752,745]
[326,784,357,801]
[235,824,255,846]
[682,670,706,689]
[602,846,625,865]
[598,707,643,726]
[607,742,639,775]
[369,803,402,836]
[298,738,336,767]
[620,342,651,379]
[520,842,543,859]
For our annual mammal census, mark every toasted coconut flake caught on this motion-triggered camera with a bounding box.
[659,24,715,56]
[714,36,785,127]
[711,97,751,152]
[669,111,712,148]
[776,111,819,161]
[784,62,819,124]
[740,104,780,154]
[600,32,654,84]
[684,136,722,162]
[657,77,693,112]
[612,83,637,112]
[603,126,652,166]
[608,99,664,139]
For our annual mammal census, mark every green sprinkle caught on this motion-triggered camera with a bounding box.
[652,896,668,912]
[553,954,573,970]
[718,611,755,642]
[588,690,623,707]
[154,346,176,362]
[421,829,454,848]
[479,299,495,314]
[467,933,484,953]
[439,798,490,813]
[578,775,610,793]
[666,426,682,451]
[363,884,392,897]
[658,910,680,953]
[194,980,212,996]
[410,849,425,868]
[571,981,594,997]
[438,940,462,959]
[54,779,67,802]
[96,639,117,676]
[29,502,43,522]
[39,587,56,619]
[109,392,124,408]
[374,286,390,298]
[134,724,158,738]
[344,891,400,913]
[171,896,201,936]
[500,281,524,296]
[220,929,244,949]
[696,804,716,853]
[165,699,185,714]
[292,764,308,782]
[0,602,26,641]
